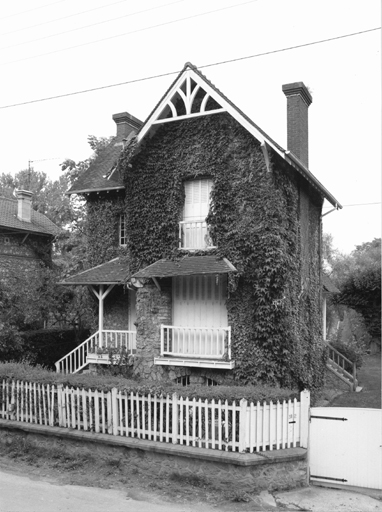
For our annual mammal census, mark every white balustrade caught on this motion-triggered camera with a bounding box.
[179,220,215,249]
[161,325,231,359]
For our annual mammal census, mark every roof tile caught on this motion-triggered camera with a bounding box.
[0,196,60,236]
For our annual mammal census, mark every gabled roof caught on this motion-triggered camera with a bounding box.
[67,138,126,195]
[0,196,60,237]
[137,62,341,208]
[60,258,129,285]
[132,256,237,279]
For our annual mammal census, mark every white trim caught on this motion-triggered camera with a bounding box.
[152,107,224,125]
[154,357,235,369]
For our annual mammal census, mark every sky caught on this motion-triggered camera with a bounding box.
[0,0,380,254]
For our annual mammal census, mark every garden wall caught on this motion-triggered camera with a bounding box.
[0,420,307,492]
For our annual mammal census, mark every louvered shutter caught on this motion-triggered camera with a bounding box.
[184,179,212,221]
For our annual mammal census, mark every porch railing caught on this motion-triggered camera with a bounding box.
[160,325,231,359]
[179,220,216,250]
[55,330,136,374]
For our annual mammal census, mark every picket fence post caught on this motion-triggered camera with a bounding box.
[57,384,64,427]
[111,388,119,436]
[299,389,310,449]
[172,393,178,445]
[239,398,248,452]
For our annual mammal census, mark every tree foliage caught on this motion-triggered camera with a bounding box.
[331,238,381,344]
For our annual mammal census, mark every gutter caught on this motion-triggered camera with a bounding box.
[66,185,125,196]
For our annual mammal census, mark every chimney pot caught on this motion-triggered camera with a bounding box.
[16,190,33,223]
[112,112,143,139]
[282,82,312,168]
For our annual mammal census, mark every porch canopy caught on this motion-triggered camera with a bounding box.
[132,255,237,279]
[59,257,129,286]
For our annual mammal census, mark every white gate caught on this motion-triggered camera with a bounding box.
[310,407,382,490]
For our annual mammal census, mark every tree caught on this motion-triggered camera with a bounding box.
[331,238,381,348]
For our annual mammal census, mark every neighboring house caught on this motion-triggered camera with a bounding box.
[58,62,342,388]
[0,190,59,282]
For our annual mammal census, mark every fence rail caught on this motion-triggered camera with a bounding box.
[0,380,309,453]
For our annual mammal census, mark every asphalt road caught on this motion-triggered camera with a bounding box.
[0,470,216,512]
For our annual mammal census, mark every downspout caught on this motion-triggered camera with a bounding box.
[320,205,339,341]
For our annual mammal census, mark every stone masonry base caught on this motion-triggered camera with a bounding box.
[0,420,307,492]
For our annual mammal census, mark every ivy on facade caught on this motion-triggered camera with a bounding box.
[87,112,325,392]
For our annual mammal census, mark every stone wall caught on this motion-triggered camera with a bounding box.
[0,234,46,283]
[133,280,172,381]
[0,421,308,493]
[104,286,130,331]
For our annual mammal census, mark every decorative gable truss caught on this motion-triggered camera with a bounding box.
[137,66,276,170]
[137,64,341,206]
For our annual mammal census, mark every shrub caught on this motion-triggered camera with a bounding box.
[329,341,363,371]
[0,362,299,404]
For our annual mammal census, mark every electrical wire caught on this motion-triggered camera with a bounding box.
[1,0,259,65]
[0,0,129,35]
[0,0,67,21]
[0,0,187,51]
[0,26,379,110]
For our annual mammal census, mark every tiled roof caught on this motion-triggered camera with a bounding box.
[0,196,60,237]
[60,258,129,285]
[67,139,126,194]
[132,256,237,279]
[322,273,340,294]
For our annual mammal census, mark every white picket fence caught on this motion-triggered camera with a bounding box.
[0,380,309,452]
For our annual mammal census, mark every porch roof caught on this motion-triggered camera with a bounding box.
[59,257,129,285]
[132,256,237,279]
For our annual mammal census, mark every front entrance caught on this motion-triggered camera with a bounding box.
[309,407,382,490]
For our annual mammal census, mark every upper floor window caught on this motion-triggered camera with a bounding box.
[119,215,127,246]
[179,178,215,250]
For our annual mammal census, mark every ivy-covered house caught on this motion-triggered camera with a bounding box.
[58,63,342,391]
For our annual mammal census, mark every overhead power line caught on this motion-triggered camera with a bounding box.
[0,0,187,51]
[0,26,379,110]
[0,0,130,36]
[1,0,260,65]
[0,0,67,21]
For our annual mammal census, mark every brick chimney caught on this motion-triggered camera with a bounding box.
[16,190,33,223]
[282,82,313,168]
[112,112,142,140]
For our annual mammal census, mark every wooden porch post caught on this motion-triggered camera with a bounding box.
[99,284,104,345]
[89,284,115,348]
[322,295,327,341]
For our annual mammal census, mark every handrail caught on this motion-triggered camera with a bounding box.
[55,331,99,374]
[55,330,136,374]
[325,341,358,391]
